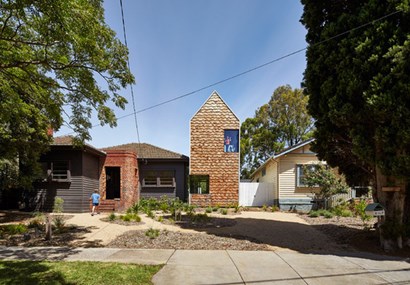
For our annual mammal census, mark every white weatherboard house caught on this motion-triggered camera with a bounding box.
[250,138,323,211]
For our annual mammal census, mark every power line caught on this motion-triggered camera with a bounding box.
[119,0,142,148]
[63,8,402,135]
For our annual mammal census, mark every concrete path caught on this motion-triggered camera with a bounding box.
[1,246,409,285]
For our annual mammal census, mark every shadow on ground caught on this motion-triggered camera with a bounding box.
[185,216,410,260]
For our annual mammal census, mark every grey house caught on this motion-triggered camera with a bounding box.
[103,143,189,201]
[33,136,106,212]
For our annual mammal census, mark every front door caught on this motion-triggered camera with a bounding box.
[106,167,120,199]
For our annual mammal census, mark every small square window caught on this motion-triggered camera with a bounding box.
[189,175,209,194]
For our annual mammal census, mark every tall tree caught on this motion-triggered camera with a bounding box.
[301,0,410,250]
[240,85,314,178]
[0,0,134,186]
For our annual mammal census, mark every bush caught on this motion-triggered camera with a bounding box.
[145,228,160,239]
[190,213,210,223]
[354,199,372,223]
[271,205,280,212]
[220,208,228,215]
[120,213,141,222]
[323,211,334,218]
[262,204,268,211]
[0,224,28,236]
[309,211,319,217]
[108,212,116,221]
[205,207,212,213]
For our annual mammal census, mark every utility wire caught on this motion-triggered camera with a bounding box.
[63,8,402,134]
[119,0,144,157]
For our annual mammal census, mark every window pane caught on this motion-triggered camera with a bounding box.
[52,161,69,180]
[189,175,209,194]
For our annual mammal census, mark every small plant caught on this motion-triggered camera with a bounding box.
[205,207,212,213]
[157,215,164,223]
[108,212,117,221]
[340,209,353,217]
[271,205,280,212]
[147,210,155,219]
[324,211,334,218]
[354,199,372,224]
[212,206,219,212]
[190,213,210,223]
[0,224,28,236]
[262,204,268,211]
[234,203,241,213]
[52,197,65,232]
[120,213,141,222]
[29,212,45,229]
[220,208,228,215]
[145,228,160,239]
[309,210,319,218]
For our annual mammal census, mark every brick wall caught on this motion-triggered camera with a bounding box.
[99,150,139,211]
[190,92,240,206]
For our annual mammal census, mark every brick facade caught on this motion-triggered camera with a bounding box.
[190,91,240,206]
[99,150,139,211]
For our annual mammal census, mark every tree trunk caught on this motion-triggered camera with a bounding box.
[375,167,407,251]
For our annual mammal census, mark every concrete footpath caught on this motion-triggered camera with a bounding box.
[1,246,409,284]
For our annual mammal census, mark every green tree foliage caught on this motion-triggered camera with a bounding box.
[302,164,348,200]
[301,0,410,250]
[0,0,134,186]
[240,85,314,178]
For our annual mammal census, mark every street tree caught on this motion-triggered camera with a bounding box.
[0,0,134,186]
[240,85,314,178]
[301,0,410,250]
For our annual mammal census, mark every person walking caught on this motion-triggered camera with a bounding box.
[90,190,101,216]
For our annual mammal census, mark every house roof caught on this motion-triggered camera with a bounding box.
[190,90,240,122]
[51,136,106,156]
[250,138,316,178]
[102,143,189,160]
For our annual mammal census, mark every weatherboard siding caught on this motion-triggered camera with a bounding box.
[278,155,321,199]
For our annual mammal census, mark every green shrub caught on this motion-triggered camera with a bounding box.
[120,213,141,222]
[340,209,353,217]
[262,204,268,211]
[212,206,219,212]
[234,203,241,213]
[53,197,64,213]
[108,212,116,221]
[0,224,28,235]
[53,215,66,232]
[145,228,160,239]
[157,216,164,223]
[324,211,334,218]
[220,208,228,215]
[271,205,280,212]
[354,199,372,222]
[205,207,212,213]
[190,213,210,223]
[309,211,319,218]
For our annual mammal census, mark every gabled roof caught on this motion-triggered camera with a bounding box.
[191,90,239,122]
[273,138,315,159]
[102,143,189,160]
[250,138,315,178]
[51,136,106,156]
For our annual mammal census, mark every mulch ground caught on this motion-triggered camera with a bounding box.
[1,211,410,257]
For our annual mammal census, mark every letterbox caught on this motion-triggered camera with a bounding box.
[364,203,385,217]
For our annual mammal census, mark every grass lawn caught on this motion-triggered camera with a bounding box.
[0,260,162,285]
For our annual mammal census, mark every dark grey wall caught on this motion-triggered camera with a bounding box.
[35,147,102,213]
[139,160,188,201]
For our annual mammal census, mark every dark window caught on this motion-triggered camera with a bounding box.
[142,170,175,187]
[42,161,70,182]
[296,164,320,187]
[189,175,209,194]
[224,129,239,153]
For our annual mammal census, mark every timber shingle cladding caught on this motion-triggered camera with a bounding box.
[190,91,240,206]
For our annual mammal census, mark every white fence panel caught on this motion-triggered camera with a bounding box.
[239,182,274,206]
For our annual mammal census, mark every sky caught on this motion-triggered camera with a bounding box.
[56,0,308,156]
